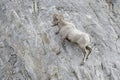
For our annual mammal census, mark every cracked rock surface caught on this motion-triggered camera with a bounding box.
[0,0,120,80]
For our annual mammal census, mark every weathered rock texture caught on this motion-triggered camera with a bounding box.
[0,0,120,80]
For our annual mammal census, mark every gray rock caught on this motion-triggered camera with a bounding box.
[0,0,120,80]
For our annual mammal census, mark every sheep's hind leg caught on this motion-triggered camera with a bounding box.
[84,50,88,63]
[80,48,88,65]
[86,46,92,60]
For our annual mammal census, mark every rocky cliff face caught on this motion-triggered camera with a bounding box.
[0,0,120,80]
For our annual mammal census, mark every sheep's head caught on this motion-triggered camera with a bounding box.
[52,13,64,27]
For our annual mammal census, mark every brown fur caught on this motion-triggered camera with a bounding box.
[52,13,92,65]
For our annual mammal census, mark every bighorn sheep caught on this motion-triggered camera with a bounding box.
[52,13,92,65]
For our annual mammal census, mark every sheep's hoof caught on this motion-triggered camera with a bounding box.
[80,62,85,65]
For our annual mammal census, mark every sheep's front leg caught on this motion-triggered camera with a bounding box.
[61,38,66,47]
[56,37,66,55]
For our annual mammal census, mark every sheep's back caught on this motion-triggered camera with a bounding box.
[68,29,90,46]
[59,25,75,38]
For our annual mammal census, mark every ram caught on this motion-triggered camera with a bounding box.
[52,13,92,65]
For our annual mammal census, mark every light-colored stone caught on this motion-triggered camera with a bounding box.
[0,0,120,80]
